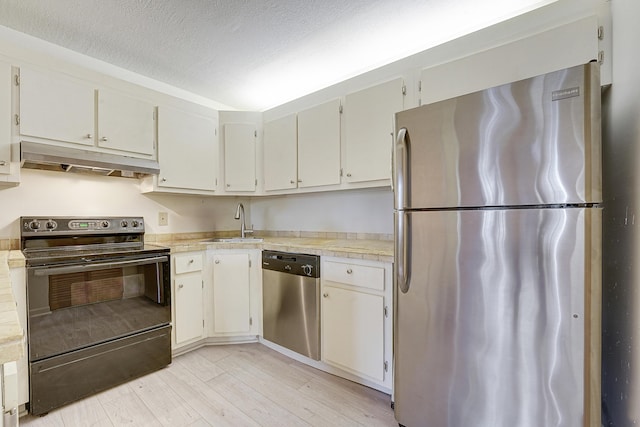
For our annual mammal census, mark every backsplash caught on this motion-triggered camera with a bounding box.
[147,230,392,243]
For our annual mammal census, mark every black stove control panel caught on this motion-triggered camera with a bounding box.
[21,216,145,235]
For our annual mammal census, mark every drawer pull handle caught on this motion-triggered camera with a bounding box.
[178,284,184,289]
[346,268,353,274]
[189,259,194,264]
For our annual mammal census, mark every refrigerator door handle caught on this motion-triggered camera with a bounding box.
[396,211,411,293]
[394,128,408,210]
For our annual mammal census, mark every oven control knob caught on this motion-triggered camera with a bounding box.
[29,220,41,230]
[302,264,313,276]
[101,221,110,228]
[120,220,128,228]
[131,220,140,228]
[46,221,57,230]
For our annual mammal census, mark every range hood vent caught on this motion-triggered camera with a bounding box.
[21,142,160,178]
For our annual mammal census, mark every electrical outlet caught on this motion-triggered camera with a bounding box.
[158,212,168,226]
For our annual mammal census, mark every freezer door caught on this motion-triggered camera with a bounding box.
[394,62,601,210]
[393,207,601,427]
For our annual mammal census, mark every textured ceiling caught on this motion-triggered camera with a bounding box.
[0,0,552,110]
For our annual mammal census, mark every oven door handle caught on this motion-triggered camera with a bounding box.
[32,255,169,276]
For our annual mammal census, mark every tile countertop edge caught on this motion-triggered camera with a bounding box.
[162,237,394,263]
[0,250,25,365]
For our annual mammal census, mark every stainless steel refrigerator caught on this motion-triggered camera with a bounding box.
[393,63,602,427]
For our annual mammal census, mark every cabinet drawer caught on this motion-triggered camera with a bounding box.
[174,253,203,274]
[323,260,384,291]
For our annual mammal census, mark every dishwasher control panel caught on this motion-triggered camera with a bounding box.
[262,250,320,278]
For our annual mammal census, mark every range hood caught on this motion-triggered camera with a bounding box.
[21,142,160,178]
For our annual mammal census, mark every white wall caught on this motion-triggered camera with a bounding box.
[250,188,393,234]
[0,169,249,239]
[601,0,640,425]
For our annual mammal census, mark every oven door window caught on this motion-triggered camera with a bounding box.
[27,256,170,361]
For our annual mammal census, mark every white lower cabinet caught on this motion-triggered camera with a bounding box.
[209,250,262,337]
[212,252,251,335]
[172,252,205,348]
[321,257,392,389]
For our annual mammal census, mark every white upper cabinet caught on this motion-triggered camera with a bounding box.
[156,105,218,192]
[19,66,95,146]
[297,98,341,188]
[0,60,11,175]
[263,113,297,191]
[224,123,256,192]
[18,65,155,158]
[344,78,405,183]
[97,88,155,156]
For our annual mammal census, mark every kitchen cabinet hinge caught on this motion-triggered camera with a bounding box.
[202,280,204,289]
[384,306,388,318]
[384,361,389,372]
[418,81,422,92]
[255,178,258,186]
[249,317,253,326]
[598,25,604,40]
[14,74,19,86]
[254,130,257,138]
[202,319,205,328]
[598,50,605,64]
[339,104,343,114]
[14,114,19,126]
[215,178,218,186]
[402,85,407,96]
[249,259,252,268]
[340,168,343,177]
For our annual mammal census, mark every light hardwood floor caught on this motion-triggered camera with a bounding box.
[19,343,397,426]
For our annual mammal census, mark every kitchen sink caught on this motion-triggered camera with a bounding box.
[203,237,264,243]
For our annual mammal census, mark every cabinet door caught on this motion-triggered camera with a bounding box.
[19,66,95,146]
[174,273,204,344]
[322,285,385,382]
[263,114,297,191]
[344,78,404,183]
[297,99,341,188]
[0,60,11,174]
[97,88,155,156]
[157,105,218,191]
[212,253,251,334]
[224,123,256,192]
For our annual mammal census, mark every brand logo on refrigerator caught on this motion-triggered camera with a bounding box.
[552,87,580,101]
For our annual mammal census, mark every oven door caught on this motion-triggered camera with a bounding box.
[26,253,170,361]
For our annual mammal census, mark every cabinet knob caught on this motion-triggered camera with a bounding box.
[226,184,231,188]
[178,284,184,289]
[100,136,108,142]
[323,293,329,298]
[85,133,92,139]
[346,173,352,177]
[0,160,6,166]
[290,180,295,184]
[161,177,167,182]
[215,259,220,264]
[188,259,194,264]
[346,268,353,274]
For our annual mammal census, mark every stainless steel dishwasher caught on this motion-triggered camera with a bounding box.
[262,250,321,360]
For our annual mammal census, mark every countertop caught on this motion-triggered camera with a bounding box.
[0,251,25,365]
[161,237,394,263]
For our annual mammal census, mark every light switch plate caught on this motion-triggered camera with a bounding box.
[158,211,168,226]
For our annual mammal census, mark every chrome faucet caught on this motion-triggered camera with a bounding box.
[234,203,253,238]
